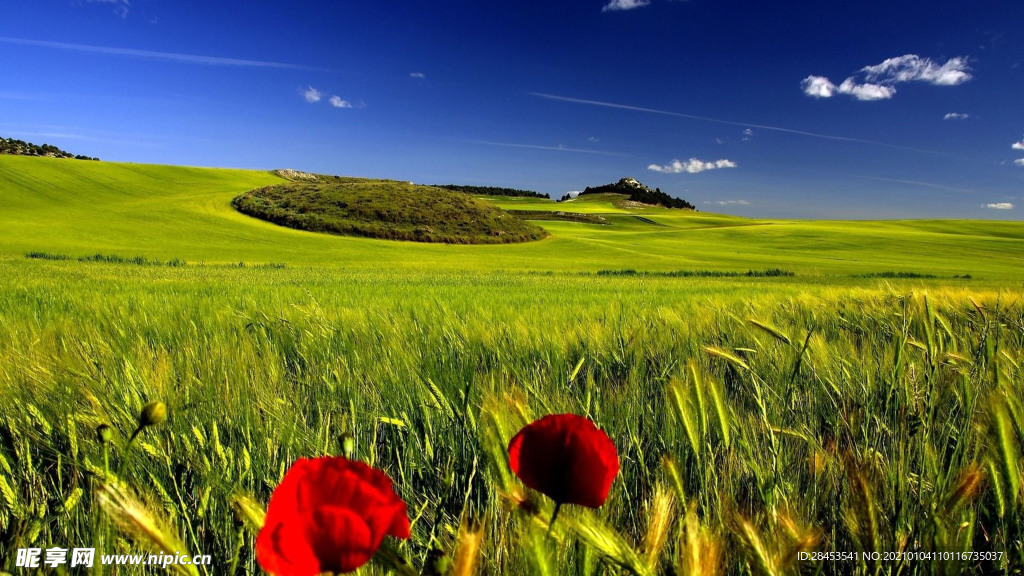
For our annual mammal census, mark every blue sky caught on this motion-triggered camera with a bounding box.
[2,0,1023,219]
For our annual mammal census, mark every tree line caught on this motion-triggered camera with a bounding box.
[434,184,549,199]
[0,137,98,160]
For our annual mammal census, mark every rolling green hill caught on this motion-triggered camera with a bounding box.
[2,155,1024,279]
[233,177,547,244]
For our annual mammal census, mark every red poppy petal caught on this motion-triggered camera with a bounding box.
[510,417,572,501]
[259,456,411,575]
[508,431,523,474]
[359,498,411,541]
[268,458,316,515]
[345,466,410,539]
[256,518,321,576]
[312,505,375,573]
[387,506,412,540]
[508,414,619,507]
[565,426,618,507]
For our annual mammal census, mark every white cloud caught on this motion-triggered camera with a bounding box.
[801,76,836,98]
[742,128,754,141]
[563,190,582,199]
[1013,141,1024,150]
[803,54,970,101]
[329,96,352,108]
[648,158,737,174]
[983,203,1015,209]
[302,86,322,103]
[602,0,650,12]
[861,55,971,86]
[705,200,750,206]
[409,72,426,79]
[1015,159,1024,166]
[837,78,896,101]
[944,112,969,120]
[801,76,896,100]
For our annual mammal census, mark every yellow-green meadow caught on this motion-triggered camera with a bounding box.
[1,156,1022,574]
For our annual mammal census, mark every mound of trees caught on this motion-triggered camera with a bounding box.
[578,178,694,210]
[233,180,548,244]
[0,137,98,160]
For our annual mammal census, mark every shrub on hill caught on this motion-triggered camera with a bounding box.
[233,177,548,244]
[577,177,695,210]
[0,137,98,160]
[433,184,550,199]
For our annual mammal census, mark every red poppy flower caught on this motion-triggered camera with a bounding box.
[256,456,410,575]
[507,413,619,508]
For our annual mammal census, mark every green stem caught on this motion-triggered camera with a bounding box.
[228,526,245,575]
[115,425,144,479]
[97,442,109,576]
[547,502,563,539]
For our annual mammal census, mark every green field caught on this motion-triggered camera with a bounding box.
[3,155,1024,278]
[1,156,1022,575]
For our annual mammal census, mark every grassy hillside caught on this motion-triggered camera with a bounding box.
[2,156,1024,279]
[232,177,547,244]
[1,156,1023,574]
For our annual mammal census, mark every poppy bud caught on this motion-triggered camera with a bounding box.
[96,424,113,444]
[138,401,167,428]
[339,432,355,459]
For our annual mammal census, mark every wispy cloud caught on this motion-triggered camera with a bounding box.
[853,175,975,194]
[0,36,325,71]
[648,158,737,174]
[1015,159,1024,166]
[302,87,322,103]
[469,140,632,157]
[3,131,90,141]
[802,54,970,101]
[530,92,952,156]
[983,202,1015,209]
[863,55,971,86]
[705,199,750,206]
[86,0,130,19]
[0,123,169,148]
[944,112,969,120]
[409,72,426,79]
[329,96,352,108]
[602,0,651,12]
[0,92,55,101]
